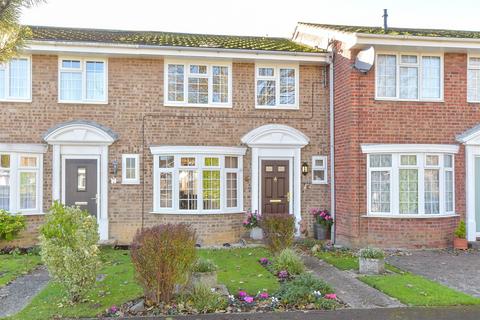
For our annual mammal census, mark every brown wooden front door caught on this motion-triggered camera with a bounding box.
[261,160,290,215]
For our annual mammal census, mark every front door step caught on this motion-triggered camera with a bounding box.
[469,241,480,250]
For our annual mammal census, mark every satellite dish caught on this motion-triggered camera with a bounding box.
[354,46,375,73]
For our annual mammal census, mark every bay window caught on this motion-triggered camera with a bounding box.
[165,60,232,107]
[58,58,107,103]
[152,146,245,213]
[255,64,299,108]
[363,145,458,216]
[0,57,31,101]
[0,150,43,214]
[376,53,442,101]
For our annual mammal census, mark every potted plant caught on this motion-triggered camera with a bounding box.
[189,257,218,289]
[243,210,263,240]
[453,220,468,250]
[310,208,333,240]
[358,247,385,274]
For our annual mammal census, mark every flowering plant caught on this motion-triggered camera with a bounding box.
[243,210,260,229]
[310,208,334,227]
[259,257,270,266]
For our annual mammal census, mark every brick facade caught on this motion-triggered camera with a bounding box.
[333,45,474,249]
[1,55,330,247]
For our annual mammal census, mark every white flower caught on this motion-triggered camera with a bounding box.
[228,294,235,301]
[313,290,322,297]
[211,288,216,293]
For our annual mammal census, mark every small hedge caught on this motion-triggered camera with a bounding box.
[272,248,305,275]
[40,202,100,302]
[131,224,197,304]
[260,214,295,253]
[192,257,218,273]
[0,209,26,241]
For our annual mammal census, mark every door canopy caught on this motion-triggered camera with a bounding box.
[43,120,118,145]
[241,124,309,148]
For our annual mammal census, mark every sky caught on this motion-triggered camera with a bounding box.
[20,0,480,38]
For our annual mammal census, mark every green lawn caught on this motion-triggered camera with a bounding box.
[315,250,358,270]
[0,253,42,287]
[199,247,279,295]
[360,273,480,306]
[5,248,142,320]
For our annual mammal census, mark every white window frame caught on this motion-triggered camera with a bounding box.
[0,148,44,215]
[0,55,32,102]
[467,54,480,103]
[58,57,108,104]
[375,52,444,102]
[164,59,232,108]
[311,156,327,184]
[122,154,140,185]
[255,64,299,109]
[151,146,246,214]
[363,145,457,217]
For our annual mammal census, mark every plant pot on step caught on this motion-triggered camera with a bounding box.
[359,257,385,274]
[250,227,263,240]
[453,237,468,250]
[189,271,218,289]
[313,223,330,240]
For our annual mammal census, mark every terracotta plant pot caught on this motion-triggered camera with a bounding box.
[453,237,468,250]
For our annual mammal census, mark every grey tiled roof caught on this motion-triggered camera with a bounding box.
[28,25,324,53]
[299,22,480,39]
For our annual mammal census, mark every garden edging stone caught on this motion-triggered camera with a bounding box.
[302,255,404,309]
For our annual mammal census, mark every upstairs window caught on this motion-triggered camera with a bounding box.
[468,56,480,102]
[0,57,31,101]
[165,61,232,107]
[376,53,442,101]
[58,58,107,103]
[255,64,299,108]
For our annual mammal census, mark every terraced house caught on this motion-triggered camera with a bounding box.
[294,22,480,248]
[6,21,480,250]
[0,26,331,246]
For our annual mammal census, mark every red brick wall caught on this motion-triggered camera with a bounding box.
[0,55,329,247]
[334,48,472,248]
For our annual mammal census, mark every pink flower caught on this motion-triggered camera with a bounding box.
[238,291,247,298]
[244,296,254,303]
[259,292,269,299]
[325,293,337,300]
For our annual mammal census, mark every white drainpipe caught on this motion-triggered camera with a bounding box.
[329,56,336,243]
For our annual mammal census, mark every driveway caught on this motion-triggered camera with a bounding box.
[387,250,480,297]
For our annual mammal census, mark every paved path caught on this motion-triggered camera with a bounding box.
[0,266,50,318]
[387,250,480,297]
[109,306,480,320]
[302,255,403,309]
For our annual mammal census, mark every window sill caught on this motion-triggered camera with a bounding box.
[311,181,328,185]
[362,213,458,219]
[15,211,45,216]
[164,103,232,109]
[0,98,32,103]
[374,98,444,103]
[255,105,299,110]
[150,210,244,215]
[122,180,140,185]
[58,100,108,105]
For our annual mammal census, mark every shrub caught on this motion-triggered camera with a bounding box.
[260,214,295,253]
[454,220,467,239]
[130,224,196,304]
[272,248,305,275]
[192,257,218,273]
[358,247,384,259]
[275,273,334,307]
[185,283,228,313]
[0,209,26,241]
[39,202,100,302]
[242,210,260,229]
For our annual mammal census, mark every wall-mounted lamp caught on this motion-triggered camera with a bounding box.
[112,159,118,176]
[301,162,309,176]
